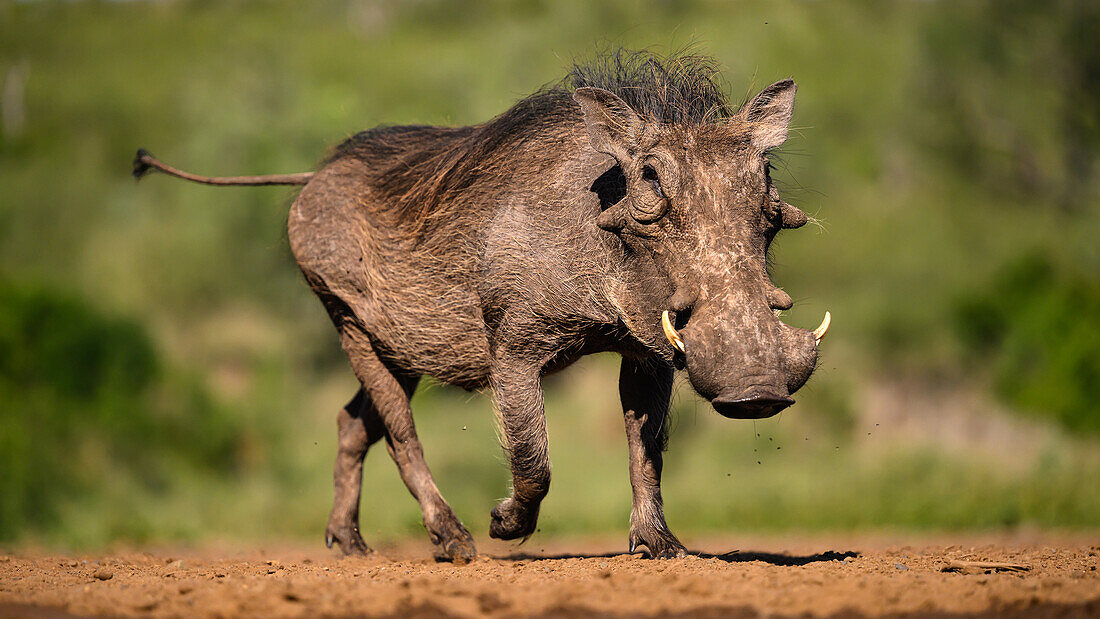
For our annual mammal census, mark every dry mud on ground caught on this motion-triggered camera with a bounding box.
[1,534,1098,618]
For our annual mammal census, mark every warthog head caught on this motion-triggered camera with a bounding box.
[574,70,828,419]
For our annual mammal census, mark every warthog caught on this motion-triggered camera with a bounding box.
[134,49,829,562]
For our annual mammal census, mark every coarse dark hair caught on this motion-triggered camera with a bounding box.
[327,48,736,225]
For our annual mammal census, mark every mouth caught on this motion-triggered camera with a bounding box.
[711,386,795,419]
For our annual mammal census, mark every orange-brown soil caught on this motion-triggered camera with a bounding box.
[1,534,1097,617]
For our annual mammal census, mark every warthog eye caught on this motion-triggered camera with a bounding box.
[641,164,665,199]
[629,162,669,224]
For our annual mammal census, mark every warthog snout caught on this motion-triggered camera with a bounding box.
[663,295,829,419]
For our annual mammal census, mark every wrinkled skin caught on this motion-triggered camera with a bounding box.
[284,63,821,562]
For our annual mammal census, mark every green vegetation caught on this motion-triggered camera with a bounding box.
[955,254,1100,434]
[0,1,1097,548]
[0,278,248,542]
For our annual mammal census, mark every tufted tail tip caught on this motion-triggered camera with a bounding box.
[132,148,154,180]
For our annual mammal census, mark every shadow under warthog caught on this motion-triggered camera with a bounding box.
[497,549,859,566]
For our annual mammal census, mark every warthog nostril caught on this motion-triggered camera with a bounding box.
[711,387,795,419]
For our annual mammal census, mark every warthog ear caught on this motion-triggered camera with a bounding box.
[739,79,797,150]
[573,87,643,161]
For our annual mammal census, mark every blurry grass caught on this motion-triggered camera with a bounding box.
[1,0,1098,548]
[955,253,1100,434]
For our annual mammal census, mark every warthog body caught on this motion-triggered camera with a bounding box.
[135,49,827,561]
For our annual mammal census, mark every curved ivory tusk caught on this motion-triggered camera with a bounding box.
[661,310,685,353]
[813,311,831,344]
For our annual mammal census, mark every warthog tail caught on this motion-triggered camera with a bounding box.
[132,149,313,186]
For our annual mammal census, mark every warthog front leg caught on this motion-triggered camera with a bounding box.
[620,357,686,559]
[339,326,476,563]
[325,388,384,556]
[488,358,549,541]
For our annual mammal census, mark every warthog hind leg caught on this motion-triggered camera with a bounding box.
[339,325,476,563]
[324,388,384,556]
[621,357,686,559]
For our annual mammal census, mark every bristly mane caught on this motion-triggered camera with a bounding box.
[564,48,734,124]
[329,49,734,227]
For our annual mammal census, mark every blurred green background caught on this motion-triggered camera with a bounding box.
[1,0,1098,549]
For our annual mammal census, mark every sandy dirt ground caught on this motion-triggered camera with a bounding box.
[1,533,1098,617]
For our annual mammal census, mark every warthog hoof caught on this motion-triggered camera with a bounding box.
[629,528,687,559]
[433,536,477,565]
[427,515,477,564]
[489,498,539,541]
[324,525,371,556]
